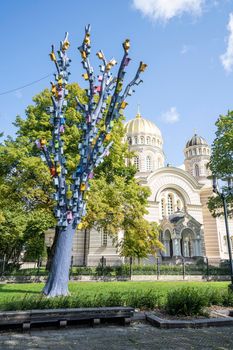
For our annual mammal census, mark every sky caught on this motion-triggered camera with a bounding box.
[0,0,233,166]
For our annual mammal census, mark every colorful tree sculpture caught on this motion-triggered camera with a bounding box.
[38,25,147,297]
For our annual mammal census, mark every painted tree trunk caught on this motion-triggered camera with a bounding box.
[43,222,75,297]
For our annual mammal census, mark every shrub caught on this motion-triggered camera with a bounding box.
[166,287,208,316]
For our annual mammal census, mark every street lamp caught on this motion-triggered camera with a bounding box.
[213,175,233,290]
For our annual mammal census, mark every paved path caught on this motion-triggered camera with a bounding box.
[0,323,232,350]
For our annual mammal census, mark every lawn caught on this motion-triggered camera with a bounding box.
[0,281,230,311]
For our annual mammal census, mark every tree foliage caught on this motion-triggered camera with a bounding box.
[208,111,233,217]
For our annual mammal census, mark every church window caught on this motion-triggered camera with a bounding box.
[134,136,138,145]
[146,156,152,171]
[167,194,173,215]
[177,199,182,211]
[140,136,144,144]
[203,148,206,155]
[161,198,165,217]
[199,148,201,155]
[195,164,200,177]
[189,150,192,156]
[152,138,155,145]
[134,156,139,170]
[102,230,108,246]
[146,136,151,145]
[128,137,132,145]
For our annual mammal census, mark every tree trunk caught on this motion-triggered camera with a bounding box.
[46,226,59,271]
[43,222,75,297]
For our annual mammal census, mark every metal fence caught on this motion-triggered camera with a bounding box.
[0,256,232,281]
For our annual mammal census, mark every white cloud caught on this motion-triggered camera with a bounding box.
[220,13,233,73]
[161,107,180,124]
[132,0,204,22]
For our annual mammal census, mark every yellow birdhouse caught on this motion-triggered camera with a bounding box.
[123,39,130,51]
[51,84,57,95]
[139,62,148,72]
[110,59,117,66]
[81,51,87,59]
[58,78,63,86]
[105,134,111,141]
[82,73,89,80]
[96,51,103,59]
[84,34,90,45]
[121,101,128,109]
[40,138,47,146]
[56,164,62,174]
[80,183,86,191]
[49,52,56,62]
[78,222,83,230]
[62,40,70,51]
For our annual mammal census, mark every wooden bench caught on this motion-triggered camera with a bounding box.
[0,307,134,330]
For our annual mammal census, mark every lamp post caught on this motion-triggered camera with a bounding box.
[213,175,233,289]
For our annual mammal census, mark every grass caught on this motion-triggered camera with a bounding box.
[0,281,231,311]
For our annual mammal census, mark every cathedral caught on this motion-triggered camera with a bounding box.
[46,111,233,266]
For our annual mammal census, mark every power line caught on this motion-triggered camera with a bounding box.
[0,73,53,96]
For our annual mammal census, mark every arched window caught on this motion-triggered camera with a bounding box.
[128,137,132,145]
[134,156,139,170]
[189,150,192,156]
[199,148,201,155]
[203,148,206,155]
[167,194,173,215]
[102,230,108,246]
[140,136,144,144]
[146,136,151,145]
[161,198,165,217]
[193,149,196,155]
[177,199,182,211]
[152,138,155,145]
[146,156,152,171]
[195,164,200,177]
[134,136,138,145]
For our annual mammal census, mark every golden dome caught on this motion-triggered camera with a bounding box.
[125,112,162,138]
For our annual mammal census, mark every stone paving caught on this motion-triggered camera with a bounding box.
[0,323,232,350]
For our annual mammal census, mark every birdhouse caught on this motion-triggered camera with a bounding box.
[105,134,111,141]
[67,211,73,221]
[62,40,70,51]
[50,52,56,62]
[123,57,131,66]
[96,51,104,59]
[56,164,62,174]
[80,183,86,191]
[123,39,130,52]
[139,62,147,72]
[50,166,56,177]
[82,73,89,80]
[40,138,47,146]
[81,51,87,59]
[78,222,83,230]
[120,101,128,109]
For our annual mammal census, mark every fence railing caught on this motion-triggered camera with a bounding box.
[0,256,231,280]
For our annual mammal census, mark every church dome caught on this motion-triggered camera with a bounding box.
[125,112,162,138]
[186,134,208,148]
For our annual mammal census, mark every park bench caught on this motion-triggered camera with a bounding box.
[0,307,134,330]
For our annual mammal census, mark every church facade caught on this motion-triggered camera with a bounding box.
[46,112,233,266]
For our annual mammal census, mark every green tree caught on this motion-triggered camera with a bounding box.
[208,111,233,217]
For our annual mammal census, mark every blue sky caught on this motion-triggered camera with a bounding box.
[0,0,233,166]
